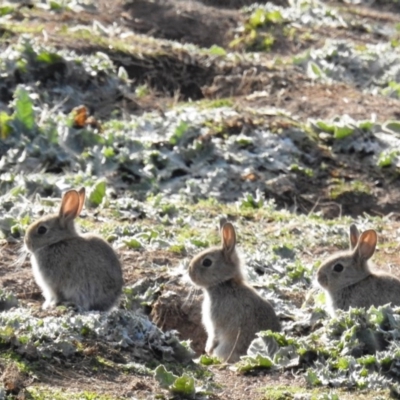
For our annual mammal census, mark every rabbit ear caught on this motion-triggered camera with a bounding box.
[59,190,81,226]
[77,187,86,215]
[355,230,377,261]
[219,217,228,231]
[221,222,236,256]
[349,224,360,250]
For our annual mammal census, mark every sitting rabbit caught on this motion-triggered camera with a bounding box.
[317,224,400,314]
[25,188,123,311]
[188,219,280,363]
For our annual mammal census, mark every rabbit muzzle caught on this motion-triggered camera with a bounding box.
[316,270,328,289]
[188,264,197,283]
[24,236,33,252]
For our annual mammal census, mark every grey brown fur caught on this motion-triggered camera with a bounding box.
[188,220,280,363]
[317,223,400,314]
[25,188,123,311]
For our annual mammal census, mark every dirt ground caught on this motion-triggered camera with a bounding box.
[2,0,400,399]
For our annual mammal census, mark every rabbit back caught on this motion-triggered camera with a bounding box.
[330,272,400,311]
[32,233,123,311]
[205,280,280,362]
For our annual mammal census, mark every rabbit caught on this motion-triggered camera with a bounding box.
[317,223,400,314]
[24,188,124,311]
[188,219,281,363]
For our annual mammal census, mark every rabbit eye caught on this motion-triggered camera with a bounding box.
[333,263,344,272]
[202,258,212,267]
[37,226,47,235]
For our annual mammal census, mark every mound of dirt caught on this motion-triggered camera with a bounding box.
[120,0,242,48]
[151,283,207,356]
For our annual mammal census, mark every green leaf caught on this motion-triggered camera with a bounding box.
[199,354,220,365]
[14,88,35,131]
[333,125,354,139]
[170,374,195,396]
[315,120,335,133]
[358,120,374,131]
[190,239,209,248]
[0,326,14,341]
[208,45,227,56]
[305,369,321,386]
[249,9,267,28]
[169,244,186,254]
[265,10,283,24]
[358,355,376,366]
[88,180,106,207]
[36,51,63,64]
[236,354,274,373]
[377,150,398,168]
[102,147,115,158]
[377,152,392,168]
[0,111,13,139]
[123,238,142,249]
[307,62,323,79]
[49,1,63,10]
[154,365,177,388]
[170,121,189,145]
[239,192,264,209]
[384,120,400,134]
[135,84,150,98]
[235,135,253,146]
[336,357,349,370]
[0,5,14,16]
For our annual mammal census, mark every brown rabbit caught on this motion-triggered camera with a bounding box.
[317,224,400,314]
[188,219,280,363]
[24,188,123,311]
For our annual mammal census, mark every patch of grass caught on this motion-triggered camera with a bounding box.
[1,22,45,36]
[135,84,151,98]
[3,20,169,59]
[230,7,284,52]
[262,387,390,400]
[262,386,308,400]
[169,244,186,254]
[28,387,118,400]
[180,98,234,110]
[1,349,35,374]
[289,163,314,177]
[329,179,371,200]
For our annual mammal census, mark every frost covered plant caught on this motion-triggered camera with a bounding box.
[231,0,345,50]
[0,289,18,311]
[0,34,124,120]
[377,149,400,168]
[244,0,346,29]
[0,101,307,203]
[238,306,400,391]
[297,40,400,95]
[0,34,116,79]
[0,308,194,364]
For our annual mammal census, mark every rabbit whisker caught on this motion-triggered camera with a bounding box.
[13,245,29,270]
[226,329,241,364]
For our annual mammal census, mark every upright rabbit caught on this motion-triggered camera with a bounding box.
[317,224,400,314]
[188,219,280,363]
[25,188,123,311]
